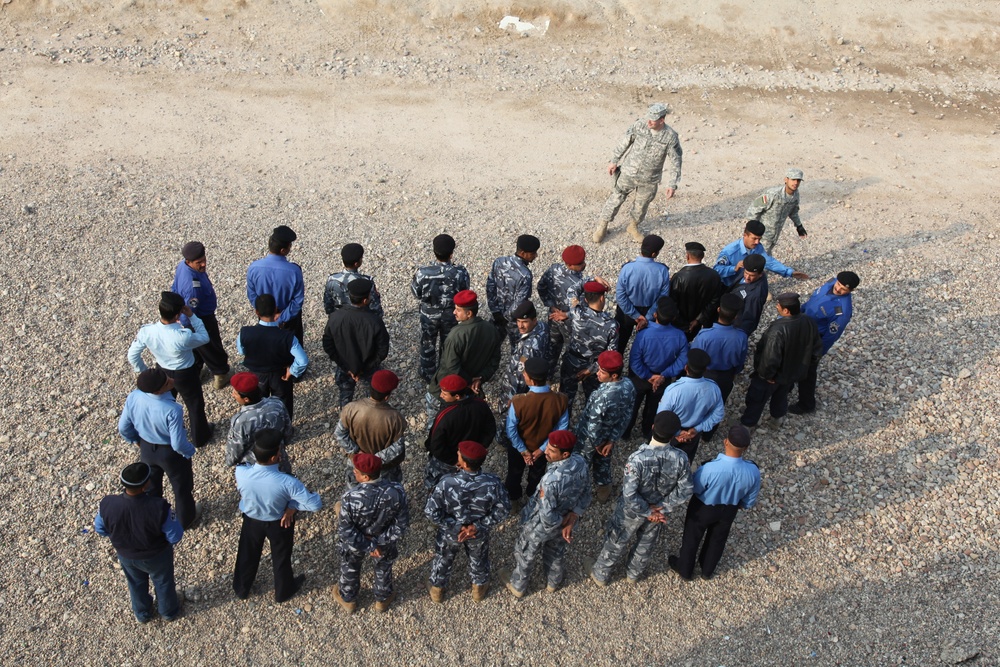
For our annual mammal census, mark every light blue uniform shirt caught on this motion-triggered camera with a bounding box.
[505,386,570,453]
[615,256,671,320]
[246,254,305,325]
[691,324,748,372]
[656,376,725,433]
[118,389,195,458]
[235,463,322,522]
[692,453,761,508]
[713,238,793,287]
[236,320,309,377]
[127,314,209,372]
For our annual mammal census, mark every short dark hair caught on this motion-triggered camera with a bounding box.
[252,427,283,462]
[458,303,479,316]
[584,292,603,306]
[237,386,263,404]
[687,249,705,261]
[255,294,277,318]
[434,251,452,262]
[370,388,388,401]
[461,454,486,472]
[268,238,291,255]
[159,301,182,320]
[717,308,737,324]
[349,292,367,306]
[783,302,801,316]
[686,366,705,379]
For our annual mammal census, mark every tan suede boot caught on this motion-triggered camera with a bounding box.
[592,221,609,244]
[626,221,644,242]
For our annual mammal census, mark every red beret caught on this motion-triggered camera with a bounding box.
[597,350,624,373]
[439,374,468,393]
[230,372,260,395]
[370,370,399,394]
[453,290,478,308]
[583,281,607,294]
[458,440,489,460]
[562,245,586,265]
[548,430,577,451]
[353,452,382,476]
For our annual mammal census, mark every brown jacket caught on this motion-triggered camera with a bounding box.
[510,389,570,452]
[340,398,406,467]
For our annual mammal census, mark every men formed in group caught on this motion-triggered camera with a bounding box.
[94,462,184,623]
[656,348,725,462]
[740,292,822,429]
[537,245,593,369]
[626,297,688,440]
[614,234,671,354]
[714,220,809,289]
[411,234,471,382]
[499,300,550,410]
[127,291,212,448]
[426,440,511,603]
[426,290,503,424]
[171,241,230,390]
[669,241,723,340]
[691,293,749,440]
[233,429,321,602]
[237,294,308,419]
[590,411,692,586]
[670,425,760,581]
[118,368,201,529]
[573,351,636,503]
[727,254,769,336]
[504,357,570,504]
[485,234,540,347]
[791,271,860,415]
[594,103,683,243]
[747,168,807,253]
[506,431,592,598]
[325,242,384,318]
[246,225,305,343]
[335,370,406,486]
[425,374,497,490]
[225,372,293,471]
[555,281,619,409]
[333,453,409,614]
[322,279,391,407]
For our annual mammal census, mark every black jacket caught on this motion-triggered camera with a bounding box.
[753,313,822,385]
[322,305,390,375]
[425,396,497,465]
[670,264,723,332]
[729,276,769,336]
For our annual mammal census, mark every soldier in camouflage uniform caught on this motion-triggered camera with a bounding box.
[225,372,293,472]
[553,281,619,411]
[411,234,471,382]
[426,440,511,603]
[537,245,597,377]
[485,234,540,348]
[324,243,384,317]
[572,351,636,503]
[590,411,692,585]
[335,371,406,488]
[746,168,807,253]
[506,430,592,597]
[594,103,683,243]
[498,301,551,412]
[333,453,409,614]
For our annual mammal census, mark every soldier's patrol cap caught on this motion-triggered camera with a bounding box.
[516,234,541,253]
[743,254,766,273]
[785,167,804,181]
[727,425,752,448]
[776,292,800,307]
[439,374,468,393]
[159,291,185,311]
[341,243,364,264]
[458,440,489,461]
[583,281,607,294]
[270,225,297,244]
[182,241,206,261]
[433,234,456,256]
[136,368,168,394]
[647,103,668,120]
[597,350,624,373]
[837,271,861,290]
[523,357,548,380]
[370,370,399,394]
[687,348,711,373]
[230,372,260,395]
[641,234,665,255]
[744,220,766,236]
[454,290,478,308]
[684,241,706,253]
[353,452,382,476]
[120,462,152,489]
[512,301,537,320]
[651,410,681,442]
[347,278,373,298]
[719,292,744,311]
[656,296,679,320]
[548,430,577,451]
[562,245,586,265]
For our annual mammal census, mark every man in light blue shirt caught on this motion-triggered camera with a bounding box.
[691,292,749,441]
[713,220,809,288]
[246,225,305,343]
[127,291,212,447]
[614,234,671,355]
[118,368,201,529]
[656,348,724,462]
[233,428,322,603]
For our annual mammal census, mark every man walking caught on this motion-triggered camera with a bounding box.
[746,168,807,253]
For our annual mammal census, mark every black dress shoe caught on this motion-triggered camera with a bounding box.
[276,574,306,603]
[788,403,815,415]
[668,555,694,582]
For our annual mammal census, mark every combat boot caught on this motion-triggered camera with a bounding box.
[429,585,445,603]
[595,485,613,504]
[332,584,357,614]
[375,589,397,613]
[471,583,489,602]
[592,221,609,244]
[213,373,230,390]
[626,220,644,242]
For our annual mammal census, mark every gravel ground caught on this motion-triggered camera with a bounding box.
[1,1,998,665]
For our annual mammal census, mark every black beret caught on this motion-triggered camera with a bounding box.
[433,234,456,256]
[182,241,205,261]
[720,292,744,311]
[511,301,537,320]
[517,234,541,253]
[687,348,711,372]
[652,410,681,441]
[685,241,706,253]
[341,243,364,264]
[137,368,168,393]
[641,234,665,255]
[744,220,766,236]
[837,271,861,290]
[776,292,800,307]
[743,254,766,273]
[271,225,297,244]
[727,425,752,448]
[523,356,548,378]
[159,291,185,310]
[120,462,152,488]
[656,296,678,320]
[348,278,373,298]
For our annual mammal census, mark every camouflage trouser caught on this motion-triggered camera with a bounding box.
[335,367,374,408]
[761,219,786,254]
[599,173,659,226]
[548,319,569,380]
[424,456,458,492]
[509,518,567,593]
[425,392,444,431]
[429,529,492,587]
[591,501,661,583]
[338,543,399,603]
[580,448,613,487]
[418,312,457,382]
[343,464,402,490]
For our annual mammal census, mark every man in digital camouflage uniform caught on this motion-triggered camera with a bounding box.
[411,234,471,382]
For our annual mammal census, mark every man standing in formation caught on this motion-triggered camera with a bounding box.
[747,168,807,253]
[424,374,497,490]
[499,301,550,410]
[614,234,671,354]
[626,296,688,440]
[237,294,308,419]
[246,225,304,343]
[556,281,619,409]
[171,241,230,390]
[486,234,540,347]
[325,243,384,318]
[537,244,593,370]
[322,279,391,407]
[691,293,748,440]
[411,234,470,381]
[335,370,406,486]
[669,241,723,341]
[225,372,293,471]
[595,103,683,243]
[656,348,725,462]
